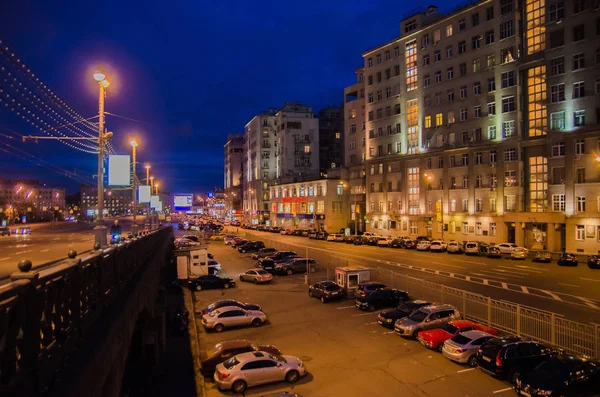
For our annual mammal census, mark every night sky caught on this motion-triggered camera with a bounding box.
[0,0,462,195]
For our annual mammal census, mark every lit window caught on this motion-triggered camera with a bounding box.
[304,145,310,153]
[576,225,585,240]
[446,24,453,37]
[574,110,585,126]
[526,0,546,54]
[424,115,432,128]
[435,113,443,126]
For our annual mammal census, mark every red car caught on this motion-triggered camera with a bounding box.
[417,320,497,352]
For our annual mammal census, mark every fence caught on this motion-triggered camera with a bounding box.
[241,231,600,360]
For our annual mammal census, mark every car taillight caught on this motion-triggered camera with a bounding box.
[455,348,464,353]
[495,350,503,367]
[260,276,265,280]
[219,373,230,379]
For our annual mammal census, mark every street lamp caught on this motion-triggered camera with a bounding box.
[424,173,443,240]
[154,182,160,194]
[130,139,139,235]
[93,71,110,247]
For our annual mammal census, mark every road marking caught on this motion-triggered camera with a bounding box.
[384,331,395,334]
[337,305,355,310]
[521,286,529,294]
[40,249,50,253]
[558,283,580,288]
[541,290,562,301]
[430,261,465,269]
[368,321,378,324]
[483,279,489,285]
[471,272,508,280]
[0,257,11,261]
[457,368,476,374]
[352,312,376,317]
[15,250,32,255]
[515,265,548,272]
[465,275,470,281]
[501,282,508,289]
[493,388,513,394]
[580,278,600,283]
[497,266,542,274]
[453,259,484,265]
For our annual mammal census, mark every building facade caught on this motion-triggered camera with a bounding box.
[318,106,344,176]
[269,176,349,232]
[355,0,599,253]
[224,134,244,218]
[80,184,132,218]
[0,180,65,223]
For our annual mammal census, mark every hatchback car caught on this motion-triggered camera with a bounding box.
[446,241,463,254]
[441,330,496,367]
[356,288,409,311]
[354,282,387,299]
[464,242,480,255]
[326,233,340,242]
[487,246,502,258]
[404,239,416,249]
[239,269,273,284]
[558,253,578,266]
[202,306,267,333]
[416,240,431,251]
[308,281,344,303]
[376,236,393,247]
[200,340,281,376]
[394,304,461,338]
[533,250,552,263]
[214,351,306,393]
[429,240,447,252]
[511,247,528,260]
[417,320,497,352]
[588,255,600,269]
[378,300,431,329]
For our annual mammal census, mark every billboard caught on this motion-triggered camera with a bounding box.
[107,155,131,186]
[173,194,193,210]
[150,195,160,209]
[138,185,151,203]
[156,201,163,212]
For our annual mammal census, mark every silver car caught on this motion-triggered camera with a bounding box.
[201,306,267,332]
[511,247,528,260]
[442,329,495,366]
[214,351,307,393]
[394,304,460,337]
[239,269,273,284]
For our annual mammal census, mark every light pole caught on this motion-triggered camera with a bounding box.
[424,173,443,240]
[154,182,160,194]
[93,72,110,247]
[130,139,139,235]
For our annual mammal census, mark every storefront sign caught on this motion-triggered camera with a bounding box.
[276,213,325,220]
[281,197,308,203]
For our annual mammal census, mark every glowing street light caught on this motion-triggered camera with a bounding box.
[130,138,139,235]
[93,71,111,246]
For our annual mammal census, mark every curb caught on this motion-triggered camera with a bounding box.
[183,287,205,397]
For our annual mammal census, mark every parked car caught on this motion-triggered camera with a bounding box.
[239,269,273,284]
[308,231,318,239]
[356,288,409,311]
[417,320,497,352]
[416,236,431,242]
[362,232,378,239]
[416,240,431,251]
[588,255,600,269]
[376,236,393,247]
[214,351,306,393]
[202,306,266,333]
[251,248,277,260]
[511,247,529,260]
[404,239,416,249]
[334,233,345,242]
[464,242,480,255]
[514,353,600,397]
[208,259,222,273]
[429,240,447,252]
[326,233,340,242]
[275,258,317,275]
[497,243,518,254]
[191,275,236,291]
[201,299,262,315]
[182,234,200,242]
[533,250,552,263]
[300,230,311,237]
[200,340,281,376]
[446,241,464,254]
[259,251,297,265]
[315,231,328,240]
[377,300,431,329]
[344,235,356,244]
[353,236,367,245]
[477,242,490,255]
[394,304,461,338]
[238,241,265,253]
[232,239,249,249]
[280,229,292,235]
[224,235,237,245]
[390,238,405,248]
[0,226,11,236]
[487,246,502,258]
[558,252,578,266]
[441,330,496,367]
[354,282,387,299]
[308,281,344,303]
[477,337,553,382]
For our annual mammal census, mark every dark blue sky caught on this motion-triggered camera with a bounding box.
[0,0,460,194]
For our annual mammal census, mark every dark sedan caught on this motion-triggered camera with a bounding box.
[200,339,281,376]
[487,246,501,258]
[238,241,265,253]
[191,275,235,291]
[231,239,248,248]
[588,255,600,269]
[377,300,431,329]
[275,258,317,275]
[308,281,344,303]
[200,299,262,315]
[251,247,278,260]
[404,239,416,249]
[356,288,410,311]
[558,253,578,266]
[390,238,405,248]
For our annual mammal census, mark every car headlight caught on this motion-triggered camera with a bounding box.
[386,318,392,323]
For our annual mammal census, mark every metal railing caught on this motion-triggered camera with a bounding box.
[241,231,600,359]
[0,227,174,396]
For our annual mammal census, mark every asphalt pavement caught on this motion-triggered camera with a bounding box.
[191,242,519,397]
[235,229,600,325]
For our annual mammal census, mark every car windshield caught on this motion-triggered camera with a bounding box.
[408,310,428,322]
[256,269,269,275]
[534,359,571,377]
[466,243,476,248]
[223,357,240,370]
[325,284,339,291]
[441,323,459,334]
[451,334,472,345]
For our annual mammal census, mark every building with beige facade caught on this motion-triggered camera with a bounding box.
[353,0,600,254]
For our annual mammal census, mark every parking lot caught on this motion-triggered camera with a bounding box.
[193,242,515,397]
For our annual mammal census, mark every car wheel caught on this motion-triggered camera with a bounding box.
[232,380,247,393]
[368,304,375,312]
[253,278,259,284]
[285,370,300,384]
[437,344,443,353]
[467,355,478,367]
[287,269,293,276]
[224,283,230,289]
[251,318,262,327]
[508,370,519,384]
[239,275,244,281]
[308,290,313,297]
[214,324,224,333]
[320,296,326,303]
[195,284,202,291]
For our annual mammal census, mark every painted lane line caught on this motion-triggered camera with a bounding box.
[454,259,485,265]
[483,279,489,285]
[40,249,50,253]
[558,283,580,288]
[337,305,356,310]
[471,272,508,281]
[541,290,563,301]
[480,271,525,279]
[465,275,471,281]
[0,257,11,261]
[457,368,476,374]
[15,250,32,255]
[352,312,377,317]
[384,331,395,334]
[429,261,466,269]
[501,282,508,289]
[496,266,543,274]
[368,321,378,324]
[515,265,548,272]
[493,387,513,394]
[521,286,530,294]
[580,278,600,283]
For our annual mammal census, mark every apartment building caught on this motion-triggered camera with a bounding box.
[224,134,244,217]
[80,184,131,218]
[358,0,600,253]
[318,106,344,176]
[344,68,367,232]
[0,180,65,222]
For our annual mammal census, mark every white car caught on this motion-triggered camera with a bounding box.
[416,240,431,251]
[208,259,222,272]
[447,241,463,254]
[201,306,267,333]
[429,240,447,252]
[464,242,480,255]
[326,234,339,241]
[376,236,393,247]
[334,234,345,242]
[511,247,528,260]
[224,235,237,245]
[497,243,518,254]
[362,232,378,238]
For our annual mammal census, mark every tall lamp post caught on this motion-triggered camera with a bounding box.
[93,72,110,247]
[130,139,139,235]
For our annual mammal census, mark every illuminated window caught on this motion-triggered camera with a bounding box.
[526,0,546,54]
[446,24,453,37]
[424,115,432,128]
[405,41,418,91]
[550,111,565,130]
[406,99,419,153]
[527,66,547,137]
[408,167,420,214]
[435,113,443,126]
[304,145,310,153]
[448,111,455,124]
[501,46,516,63]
